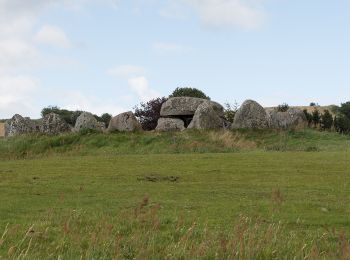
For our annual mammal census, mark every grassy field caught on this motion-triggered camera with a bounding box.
[1,129,350,258]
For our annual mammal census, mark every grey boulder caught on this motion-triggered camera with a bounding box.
[232,100,270,129]
[74,112,103,132]
[187,102,225,130]
[107,111,142,132]
[40,113,71,135]
[160,97,224,117]
[268,108,307,130]
[155,118,185,132]
[4,114,35,137]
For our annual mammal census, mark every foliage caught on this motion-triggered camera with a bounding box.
[169,87,210,100]
[277,103,290,112]
[339,102,350,119]
[223,101,239,123]
[303,109,313,126]
[41,106,83,126]
[134,97,167,130]
[335,115,350,134]
[309,102,319,107]
[96,113,112,128]
[312,109,321,127]
[320,110,334,130]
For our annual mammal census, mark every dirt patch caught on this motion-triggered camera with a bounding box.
[137,175,179,183]
[0,123,4,137]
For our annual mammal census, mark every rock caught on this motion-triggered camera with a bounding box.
[40,113,71,135]
[155,118,185,132]
[268,108,307,129]
[232,100,270,129]
[107,111,142,132]
[4,114,35,137]
[74,112,103,132]
[187,102,225,130]
[160,97,224,117]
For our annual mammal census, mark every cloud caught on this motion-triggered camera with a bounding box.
[107,65,146,78]
[181,0,266,29]
[153,42,187,54]
[128,77,160,102]
[0,75,39,118]
[61,91,127,116]
[35,25,71,48]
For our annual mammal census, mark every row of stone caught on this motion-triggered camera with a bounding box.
[155,97,307,131]
[4,97,307,137]
[4,111,142,137]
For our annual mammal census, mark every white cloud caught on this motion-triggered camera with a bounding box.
[128,77,160,102]
[61,91,126,116]
[153,42,187,53]
[0,75,39,118]
[35,25,71,48]
[181,0,266,29]
[107,65,146,78]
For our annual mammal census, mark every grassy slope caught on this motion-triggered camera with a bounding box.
[1,129,350,159]
[1,129,350,258]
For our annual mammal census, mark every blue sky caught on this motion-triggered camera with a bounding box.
[1,0,350,118]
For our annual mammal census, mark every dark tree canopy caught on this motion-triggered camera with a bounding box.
[169,87,210,100]
[320,110,333,130]
[277,103,289,112]
[134,97,167,130]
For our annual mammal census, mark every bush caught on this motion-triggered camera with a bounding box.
[339,102,350,119]
[95,113,112,128]
[41,106,83,126]
[277,103,289,112]
[320,110,333,130]
[134,97,167,130]
[312,109,321,127]
[334,116,350,134]
[170,87,210,100]
[303,109,313,126]
[224,101,239,123]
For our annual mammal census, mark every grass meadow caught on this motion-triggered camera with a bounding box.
[0,129,350,258]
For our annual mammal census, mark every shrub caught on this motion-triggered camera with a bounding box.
[99,113,112,128]
[320,110,333,130]
[134,97,167,130]
[224,101,239,123]
[312,109,321,127]
[41,106,83,126]
[339,102,350,119]
[334,116,350,134]
[170,87,210,100]
[303,109,313,126]
[309,102,319,107]
[277,103,289,112]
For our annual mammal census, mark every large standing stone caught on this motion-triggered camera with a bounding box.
[74,112,103,132]
[107,111,142,132]
[268,108,307,130]
[4,114,35,137]
[40,113,71,135]
[155,118,185,132]
[160,97,224,117]
[232,100,270,129]
[187,102,225,130]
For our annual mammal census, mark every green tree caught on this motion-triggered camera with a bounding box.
[303,109,313,127]
[320,110,333,130]
[312,109,320,127]
[277,103,289,112]
[224,101,239,123]
[339,102,350,118]
[170,87,210,100]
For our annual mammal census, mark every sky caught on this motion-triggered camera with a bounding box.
[1,0,350,119]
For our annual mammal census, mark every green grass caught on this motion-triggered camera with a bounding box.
[0,130,350,258]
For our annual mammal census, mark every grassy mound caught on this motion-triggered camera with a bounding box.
[0,129,349,159]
